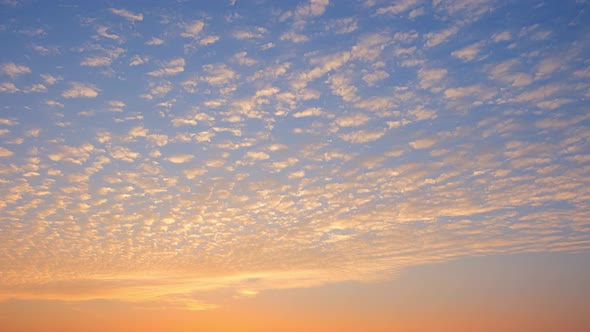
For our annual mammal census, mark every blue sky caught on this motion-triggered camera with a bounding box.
[1,0,590,314]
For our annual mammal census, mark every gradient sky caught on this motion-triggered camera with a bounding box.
[1,0,590,331]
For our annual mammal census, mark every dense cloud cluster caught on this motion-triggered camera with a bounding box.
[0,0,589,309]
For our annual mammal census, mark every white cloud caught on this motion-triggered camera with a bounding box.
[184,168,207,179]
[340,129,386,143]
[129,55,149,66]
[148,58,185,76]
[362,70,389,86]
[62,82,99,98]
[200,64,236,85]
[1,63,31,78]
[280,30,309,43]
[418,68,447,90]
[492,31,512,42]
[376,0,421,15]
[81,56,112,67]
[335,113,370,127]
[424,26,459,48]
[245,151,270,160]
[0,147,14,157]
[96,26,124,43]
[200,36,220,45]
[181,20,205,39]
[40,74,62,85]
[409,137,437,149]
[451,41,484,62]
[0,82,19,93]
[167,154,194,163]
[110,8,143,22]
[233,52,257,66]
[145,37,164,46]
[293,107,324,118]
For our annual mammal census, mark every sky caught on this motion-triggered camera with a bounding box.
[0,0,590,331]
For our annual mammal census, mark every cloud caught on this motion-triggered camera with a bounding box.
[199,35,220,45]
[148,58,185,76]
[81,56,112,67]
[424,26,459,48]
[184,168,207,179]
[418,68,447,90]
[145,37,164,45]
[376,0,421,15]
[451,41,484,62]
[409,137,437,149]
[110,8,143,22]
[335,113,370,127]
[181,20,205,39]
[40,74,62,85]
[492,31,512,42]
[1,63,31,78]
[340,129,386,143]
[200,64,236,85]
[96,26,124,43]
[129,55,149,66]
[62,83,99,98]
[167,154,194,163]
[292,107,324,118]
[362,70,389,86]
[0,147,13,157]
[0,82,19,93]
[245,151,270,160]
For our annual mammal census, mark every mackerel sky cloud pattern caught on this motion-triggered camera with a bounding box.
[0,0,589,312]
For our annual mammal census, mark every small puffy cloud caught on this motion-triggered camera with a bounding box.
[181,20,205,39]
[292,107,324,118]
[129,55,149,66]
[296,0,330,17]
[233,27,267,40]
[81,56,112,67]
[451,41,484,62]
[492,31,512,42]
[233,52,257,66]
[326,17,358,34]
[167,154,194,163]
[409,137,437,149]
[200,35,220,45]
[45,100,64,107]
[444,85,496,100]
[41,74,62,85]
[362,70,389,86]
[340,129,386,143]
[200,64,236,85]
[1,63,31,79]
[0,82,19,93]
[111,146,139,162]
[280,30,309,43]
[148,58,185,76]
[23,83,47,93]
[145,37,164,45]
[418,68,447,90]
[129,125,149,137]
[110,8,143,22]
[424,26,459,48]
[184,168,207,179]
[62,82,99,98]
[376,0,421,15]
[335,113,370,127]
[0,147,14,157]
[245,151,270,160]
[96,26,124,43]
